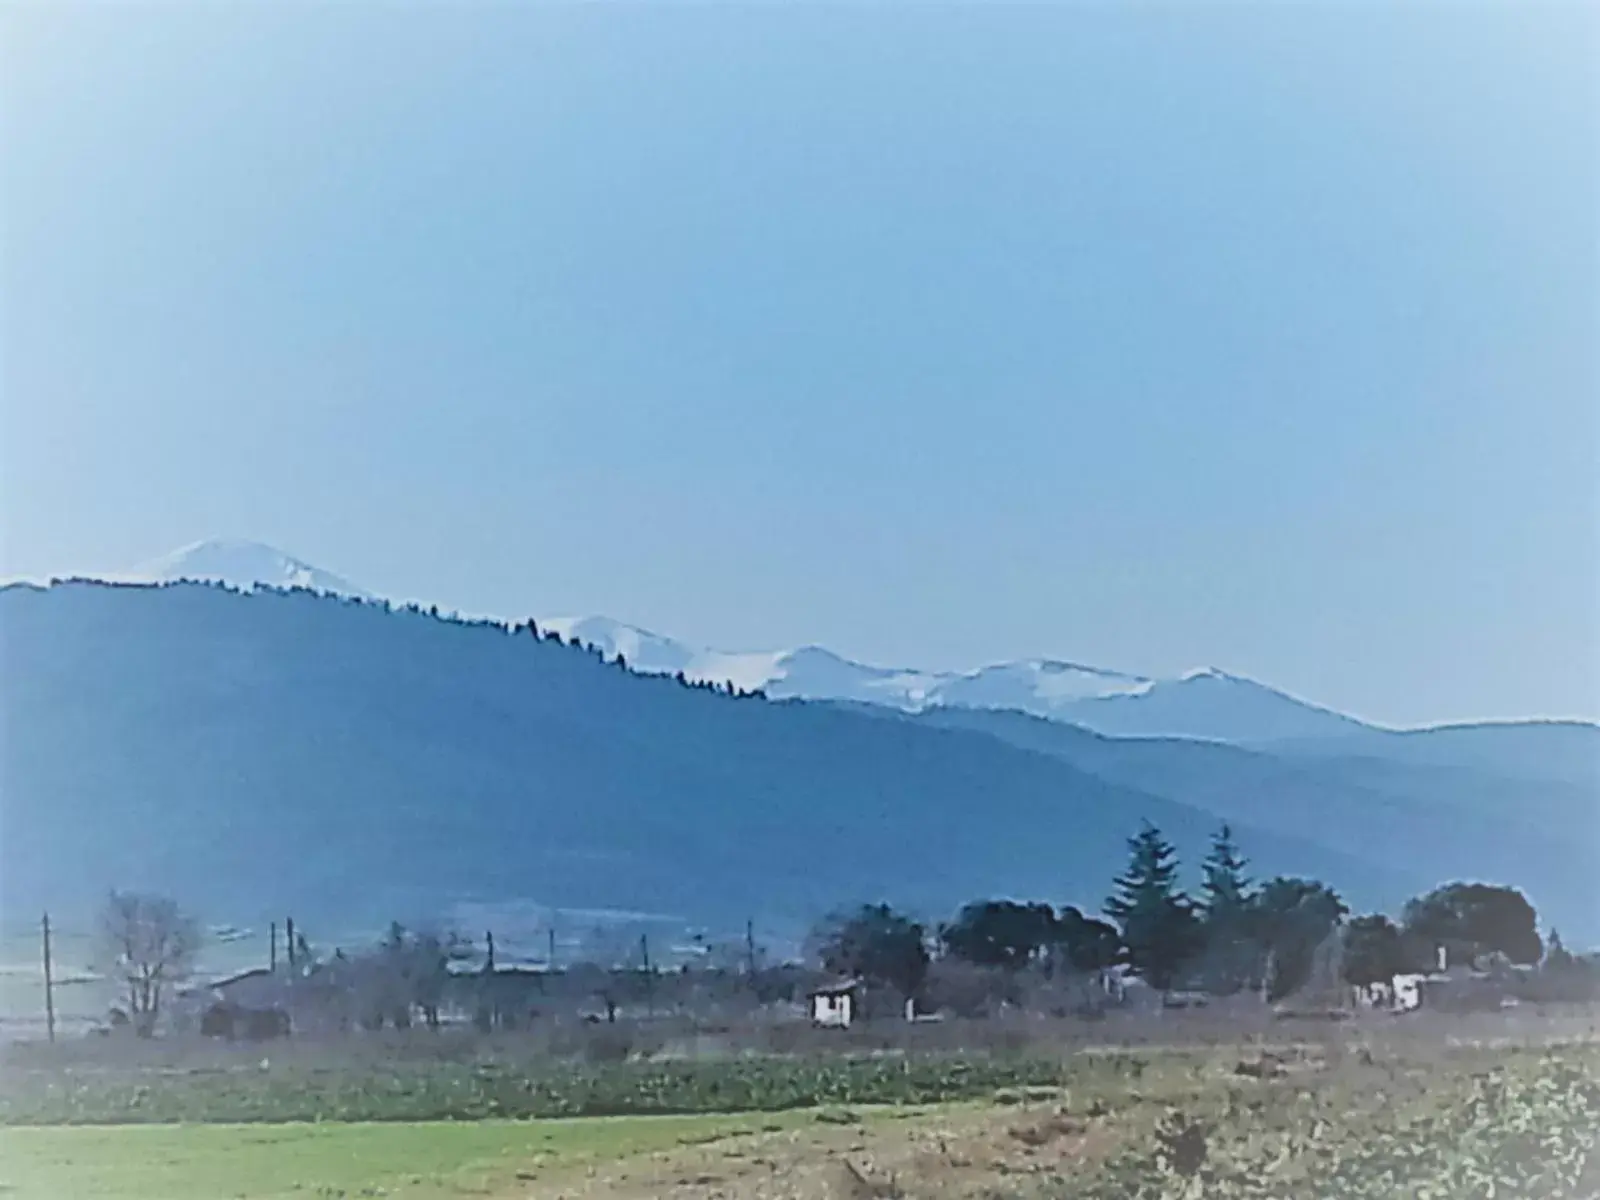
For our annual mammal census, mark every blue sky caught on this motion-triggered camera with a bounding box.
[2,3,1595,727]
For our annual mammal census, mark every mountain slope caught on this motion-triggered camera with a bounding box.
[74,540,1374,739]
[1267,721,1600,791]
[873,705,1596,936]
[1,582,1415,942]
[60,541,1594,753]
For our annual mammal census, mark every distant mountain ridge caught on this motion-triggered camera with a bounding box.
[3,578,1594,944]
[85,539,1397,743]
[1,579,1420,938]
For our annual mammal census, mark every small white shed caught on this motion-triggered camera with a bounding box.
[809,980,861,1028]
[1391,973,1427,1013]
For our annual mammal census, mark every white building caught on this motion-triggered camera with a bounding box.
[808,980,860,1028]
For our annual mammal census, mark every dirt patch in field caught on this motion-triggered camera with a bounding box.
[503,1101,1121,1199]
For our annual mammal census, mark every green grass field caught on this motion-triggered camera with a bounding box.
[0,1048,1071,1124]
[0,1110,830,1199]
[4,1028,1598,1199]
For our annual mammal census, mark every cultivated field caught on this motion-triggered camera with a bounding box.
[2,1011,1597,1198]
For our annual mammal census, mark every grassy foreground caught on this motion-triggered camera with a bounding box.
[0,1050,1069,1124]
[3,1039,1598,1198]
[0,1109,831,1200]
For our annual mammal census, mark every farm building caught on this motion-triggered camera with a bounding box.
[1353,945,1532,1015]
[808,980,861,1028]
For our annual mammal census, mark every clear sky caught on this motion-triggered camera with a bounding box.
[2,3,1596,727]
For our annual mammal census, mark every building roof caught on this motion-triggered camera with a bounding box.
[205,967,273,992]
[808,979,862,997]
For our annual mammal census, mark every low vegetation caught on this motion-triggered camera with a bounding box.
[0,1048,1071,1124]
[3,1033,1595,1198]
[1068,1043,1600,1199]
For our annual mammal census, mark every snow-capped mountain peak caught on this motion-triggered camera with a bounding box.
[939,658,1152,709]
[119,538,370,598]
[68,540,1371,742]
[540,615,698,676]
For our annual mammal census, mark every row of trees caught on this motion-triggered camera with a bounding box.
[73,579,770,700]
[93,819,1572,1034]
[812,821,1557,1004]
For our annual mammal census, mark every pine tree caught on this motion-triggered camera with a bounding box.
[1199,824,1251,918]
[1198,824,1256,993]
[1105,822,1180,922]
[1105,822,1199,991]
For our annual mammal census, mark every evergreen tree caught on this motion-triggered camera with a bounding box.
[1105,822,1180,923]
[1199,824,1251,917]
[1198,824,1256,993]
[1105,822,1200,991]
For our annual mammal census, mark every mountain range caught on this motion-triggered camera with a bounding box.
[93,539,1392,742]
[2,539,1595,946]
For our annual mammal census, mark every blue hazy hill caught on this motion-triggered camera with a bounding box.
[1,582,1588,943]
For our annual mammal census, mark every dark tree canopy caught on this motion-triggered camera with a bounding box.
[1253,877,1347,932]
[1122,897,1202,991]
[1341,913,1408,988]
[1053,906,1124,974]
[813,904,930,998]
[940,901,1124,976]
[1252,877,1347,1000]
[1403,883,1542,966]
[940,900,1058,972]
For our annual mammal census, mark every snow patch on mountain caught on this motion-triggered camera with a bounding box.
[936,659,1152,711]
[114,539,371,599]
[540,616,1158,716]
[72,540,1371,741]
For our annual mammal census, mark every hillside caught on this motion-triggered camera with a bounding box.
[876,706,1596,937]
[1,582,1435,945]
[91,540,1600,753]
[81,540,1378,742]
[1264,720,1600,791]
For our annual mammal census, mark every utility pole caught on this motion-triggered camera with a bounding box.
[547,926,556,971]
[640,933,654,1017]
[286,917,296,969]
[485,930,496,972]
[746,919,757,976]
[270,921,278,973]
[41,913,56,1044]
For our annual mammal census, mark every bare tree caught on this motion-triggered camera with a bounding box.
[98,891,201,1036]
[340,922,473,1030]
